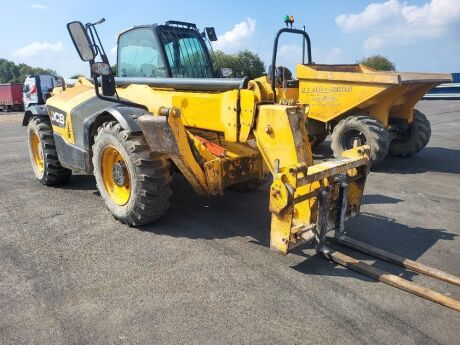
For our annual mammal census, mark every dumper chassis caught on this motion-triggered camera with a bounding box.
[264,27,452,166]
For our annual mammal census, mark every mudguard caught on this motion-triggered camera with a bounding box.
[82,104,146,150]
[22,105,49,126]
[24,97,149,173]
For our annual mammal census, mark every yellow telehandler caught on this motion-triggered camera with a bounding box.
[23,18,369,255]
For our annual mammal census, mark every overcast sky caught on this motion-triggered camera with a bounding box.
[1,0,459,77]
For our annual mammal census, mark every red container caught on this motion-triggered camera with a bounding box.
[0,83,24,111]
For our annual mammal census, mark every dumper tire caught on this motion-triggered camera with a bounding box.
[331,115,390,166]
[389,110,431,157]
[27,116,72,185]
[92,121,172,226]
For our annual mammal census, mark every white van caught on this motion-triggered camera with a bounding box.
[22,75,59,108]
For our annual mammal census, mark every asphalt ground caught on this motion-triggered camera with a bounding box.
[0,101,459,345]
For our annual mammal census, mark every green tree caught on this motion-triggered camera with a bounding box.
[0,58,56,83]
[69,74,85,79]
[357,55,396,71]
[212,50,265,79]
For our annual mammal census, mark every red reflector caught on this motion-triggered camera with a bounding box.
[195,136,226,157]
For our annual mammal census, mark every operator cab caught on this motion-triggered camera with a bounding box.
[117,21,215,79]
[22,75,59,108]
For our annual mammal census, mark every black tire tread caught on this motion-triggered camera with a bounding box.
[331,115,390,166]
[28,117,71,185]
[389,110,431,157]
[93,121,172,226]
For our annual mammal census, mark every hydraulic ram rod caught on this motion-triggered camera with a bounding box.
[337,235,460,286]
[321,248,460,312]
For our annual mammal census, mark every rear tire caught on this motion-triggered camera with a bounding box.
[331,115,390,166]
[27,116,72,185]
[389,110,431,157]
[92,121,172,226]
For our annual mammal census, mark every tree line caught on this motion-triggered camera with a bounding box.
[211,51,395,77]
[0,58,56,83]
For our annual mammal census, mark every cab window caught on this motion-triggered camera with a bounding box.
[117,28,166,78]
[159,28,213,78]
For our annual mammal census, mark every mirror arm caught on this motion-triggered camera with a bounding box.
[93,25,108,58]
[92,75,148,111]
[70,19,147,111]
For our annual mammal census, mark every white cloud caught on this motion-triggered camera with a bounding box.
[273,44,344,74]
[213,18,256,51]
[364,36,385,51]
[31,4,48,9]
[278,44,343,67]
[323,47,343,64]
[275,44,302,71]
[336,0,402,32]
[110,46,117,57]
[13,41,63,58]
[336,0,460,51]
[279,44,302,59]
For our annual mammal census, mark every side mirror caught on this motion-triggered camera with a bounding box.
[22,85,29,93]
[67,21,96,61]
[220,68,233,77]
[205,27,218,41]
[91,62,111,76]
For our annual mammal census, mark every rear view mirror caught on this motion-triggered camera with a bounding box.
[67,21,96,61]
[91,62,111,76]
[205,27,217,41]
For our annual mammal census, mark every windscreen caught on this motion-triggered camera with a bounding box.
[117,28,167,78]
[158,27,214,78]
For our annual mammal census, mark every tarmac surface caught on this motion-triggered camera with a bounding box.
[0,101,459,345]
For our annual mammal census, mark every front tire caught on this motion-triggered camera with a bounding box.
[389,110,431,157]
[92,121,172,226]
[331,115,390,166]
[27,116,71,185]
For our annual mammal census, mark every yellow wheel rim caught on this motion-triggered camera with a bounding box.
[31,132,44,173]
[101,146,131,206]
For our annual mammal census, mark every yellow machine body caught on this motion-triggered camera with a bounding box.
[46,76,370,254]
[260,64,452,128]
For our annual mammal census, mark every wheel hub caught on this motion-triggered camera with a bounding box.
[101,146,131,206]
[342,130,366,149]
[112,161,127,187]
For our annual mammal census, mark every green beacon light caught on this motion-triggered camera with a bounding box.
[284,15,295,28]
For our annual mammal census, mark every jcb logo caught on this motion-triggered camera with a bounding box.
[50,111,66,128]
